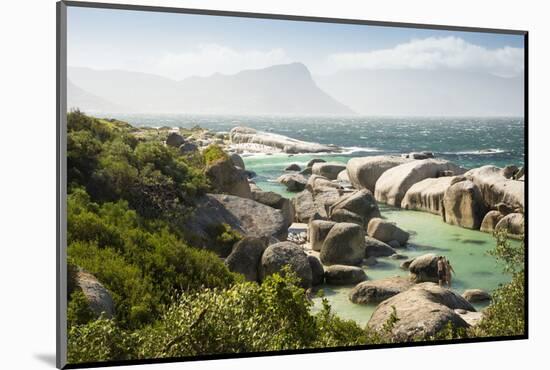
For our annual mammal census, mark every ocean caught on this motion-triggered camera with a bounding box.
[106,113,525,326]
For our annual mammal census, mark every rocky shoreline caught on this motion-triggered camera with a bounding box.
[147,124,524,339]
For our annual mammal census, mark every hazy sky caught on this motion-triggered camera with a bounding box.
[68,6,525,81]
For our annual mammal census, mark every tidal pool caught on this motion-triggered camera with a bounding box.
[244,154,514,327]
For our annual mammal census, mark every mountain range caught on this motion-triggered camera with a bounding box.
[68,63,353,115]
[68,63,524,116]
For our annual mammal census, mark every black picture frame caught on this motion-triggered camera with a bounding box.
[56,1,529,368]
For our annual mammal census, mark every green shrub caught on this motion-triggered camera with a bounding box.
[205,223,242,256]
[68,290,96,327]
[68,187,239,329]
[67,316,137,364]
[202,144,228,165]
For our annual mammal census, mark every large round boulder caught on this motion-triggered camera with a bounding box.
[442,180,487,229]
[306,175,343,193]
[225,237,267,282]
[260,242,312,288]
[495,213,524,239]
[346,156,410,192]
[480,210,504,233]
[251,191,294,228]
[308,255,325,286]
[364,236,396,258]
[324,265,367,285]
[329,189,381,227]
[205,157,252,199]
[166,132,185,147]
[320,223,365,266]
[308,220,336,252]
[375,159,467,207]
[349,276,413,304]
[185,194,288,256]
[292,190,317,223]
[312,162,347,180]
[462,289,491,303]
[330,209,364,227]
[76,270,116,319]
[277,173,307,192]
[408,253,440,283]
[401,177,454,215]
[367,283,474,341]
[366,218,409,245]
[229,153,245,169]
[465,166,524,210]
[179,142,198,154]
[285,163,301,171]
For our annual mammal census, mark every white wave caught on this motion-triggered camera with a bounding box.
[440,148,507,155]
[340,146,381,154]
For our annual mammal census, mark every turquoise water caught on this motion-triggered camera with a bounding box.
[243,154,516,327]
[110,114,524,169]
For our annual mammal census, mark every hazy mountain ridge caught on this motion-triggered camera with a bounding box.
[68,63,354,115]
[315,69,524,117]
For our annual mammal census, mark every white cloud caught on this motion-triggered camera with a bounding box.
[154,44,292,80]
[316,37,524,77]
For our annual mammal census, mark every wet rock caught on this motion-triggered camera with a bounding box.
[312,162,347,180]
[285,163,301,171]
[462,289,491,303]
[364,237,396,258]
[408,253,440,283]
[349,276,413,304]
[324,265,367,285]
[367,218,409,246]
[277,173,307,192]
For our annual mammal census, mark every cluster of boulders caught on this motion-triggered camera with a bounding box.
[162,129,521,341]
[347,252,492,339]
[346,155,524,239]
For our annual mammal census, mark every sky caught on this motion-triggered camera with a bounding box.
[67,6,525,81]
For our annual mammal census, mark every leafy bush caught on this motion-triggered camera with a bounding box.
[67,290,96,327]
[68,270,382,363]
[67,111,209,223]
[67,187,239,329]
[470,231,525,337]
[202,144,228,165]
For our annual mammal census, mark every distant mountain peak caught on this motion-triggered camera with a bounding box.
[67,63,354,115]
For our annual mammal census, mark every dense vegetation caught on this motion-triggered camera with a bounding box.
[66,112,526,364]
[66,111,240,329]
